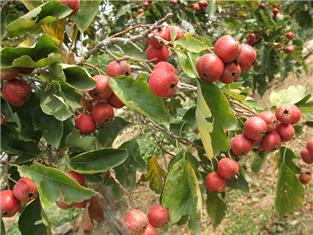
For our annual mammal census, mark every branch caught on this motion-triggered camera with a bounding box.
[84,13,174,59]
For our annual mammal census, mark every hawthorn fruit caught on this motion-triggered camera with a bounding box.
[196,53,224,82]
[149,69,179,97]
[0,190,20,217]
[205,172,227,193]
[214,35,240,63]
[146,45,169,64]
[148,205,170,228]
[124,209,148,234]
[13,177,38,204]
[217,158,240,180]
[75,113,96,134]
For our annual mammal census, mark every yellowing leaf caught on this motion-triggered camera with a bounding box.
[18,35,33,47]
[42,20,65,46]
[142,155,166,194]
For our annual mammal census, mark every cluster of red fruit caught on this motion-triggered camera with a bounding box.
[0,177,37,217]
[75,60,129,135]
[1,68,33,107]
[146,25,185,64]
[123,205,169,235]
[258,2,281,19]
[196,35,256,84]
[230,104,301,156]
[205,158,240,193]
[56,171,88,209]
[192,0,208,12]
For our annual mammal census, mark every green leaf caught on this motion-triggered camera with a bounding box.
[0,35,60,69]
[210,122,229,155]
[206,192,227,227]
[65,129,97,152]
[196,82,213,159]
[176,51,198,78]
[162,158,202,234]
[115,140,146,191]
[174,33,209,53]
[270,85,308,107]
[251,151,267,174]
[35,111,63,148]
[62,65,96,91]
[61,85,82,110]
[142,155,166,194]
[277,147,301,174]
[5,1,72,36]
[96,117,130,146]
[69,148,128,174]
[18,198,47,235]
[73,0,101,32]
[275,163,304,216]
[1,219,5,235]
[199,80,237,130]
[40,90,72,121]
[109,76,170,127]
[18,163,96,207]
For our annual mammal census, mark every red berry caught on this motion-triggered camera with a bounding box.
[171,0,178,6]
[2,79,32,107]
[258,111,278,132]
[89,75,113,100]
[259,131,281,152]
[148,28,170,48]
[243,116,267,141]
[272,8,279,15]
[61,0,80,15]
[137,8,144,14]
[198,0,208,9]
[286,32,295,40]
[247,33,259,46]
[277,124,295,141]
[107,60,131,77]
[0,68,19,81]
[92,102,114,125]
[75,113,96,134]
[196,53,224,82]
[149,69,179,97]
[214,35,240,63]
[67,171,85,186]
[205,172,227,193]
[217,158,240,180]
[124,209,148,234]
[275,104,295,124]
[148,205,170,228]
[0,190,20,217]
[259,2,266,9]
[300,148,313,164]
[167,26,185,40]
[290,104,301,124]
[13,177,38,204]
[220,62,241,84]
[146,45,169,64]
[193,3,201,12]
[143,0,150,8]
[284,45,295,54]
[230,134,253,156]
[307,139,313,154]
[299,172,311,185]
[153,61,176,74]
[141,223,156,235]
[108,94,125,109]
[237,44,257,71]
